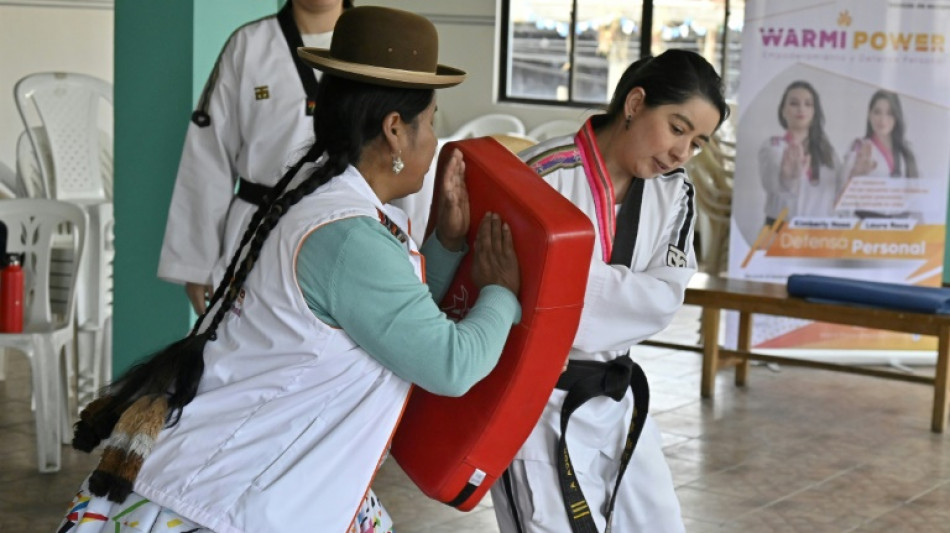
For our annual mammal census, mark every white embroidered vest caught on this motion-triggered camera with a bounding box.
[136,168,421,533]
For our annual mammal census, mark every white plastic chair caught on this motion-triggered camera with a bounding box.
[0,162,19,199]
[16,127,113,201]
[14,72,114,411]
[446,113,526,140]
[0,199,87,472]
[527,119,580,142]
[74,202,114,408]
[14,72,113,201]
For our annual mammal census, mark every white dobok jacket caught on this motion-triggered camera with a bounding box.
[759,134,842,220]
[158,14,320,286]
[502,123,694,531]
[136,169,420,533]
[841,136,913,180]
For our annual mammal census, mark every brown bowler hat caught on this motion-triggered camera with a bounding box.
[297,6,466,89]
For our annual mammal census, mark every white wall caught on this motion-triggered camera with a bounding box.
[0,0,591,173]
[0,4,113,172]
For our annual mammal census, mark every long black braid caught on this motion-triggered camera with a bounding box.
[193,141,323,338]
[73,74,434,450]
[199,148,352,343]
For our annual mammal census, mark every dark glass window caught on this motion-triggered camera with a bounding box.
[499,1,744,107]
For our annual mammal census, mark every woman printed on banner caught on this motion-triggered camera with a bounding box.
[758,80,842,225]
[840,89,920,219]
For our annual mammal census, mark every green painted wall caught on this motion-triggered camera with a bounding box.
[113,1,275,376]
[113,2,194,375]
[193,1,279,99]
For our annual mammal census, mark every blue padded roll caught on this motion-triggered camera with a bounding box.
[787,274,950,314]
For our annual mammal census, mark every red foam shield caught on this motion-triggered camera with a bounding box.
[390,137,594,511]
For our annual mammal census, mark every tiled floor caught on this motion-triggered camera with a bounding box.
[3,305,950,532]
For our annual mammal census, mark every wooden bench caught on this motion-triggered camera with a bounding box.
[643,273,950,432]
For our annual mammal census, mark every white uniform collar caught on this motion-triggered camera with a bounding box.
[300,31,332,49]
[337,165,385,209]
[336,165,414,238]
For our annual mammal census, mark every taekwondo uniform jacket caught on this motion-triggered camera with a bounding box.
[158,14,319,286]
[137,169,420,533]
[759,133,842,220]
[841,137,913,180]
[839,137,918,218]
[495,121,693,531]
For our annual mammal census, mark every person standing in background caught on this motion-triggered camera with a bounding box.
[158,0,352,313]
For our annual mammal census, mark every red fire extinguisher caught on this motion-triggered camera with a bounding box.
[0,254,24,333]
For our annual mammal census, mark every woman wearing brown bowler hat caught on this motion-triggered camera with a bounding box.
[58,7,521,533]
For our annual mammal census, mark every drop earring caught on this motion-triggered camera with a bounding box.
[624,114,632,130]
[392,152,404,174]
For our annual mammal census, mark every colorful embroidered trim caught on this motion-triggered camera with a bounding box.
[376,209,409,245]
[868,135,895,175]
[575,119,617,262]
[527,146,583,177]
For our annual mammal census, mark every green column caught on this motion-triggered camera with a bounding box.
[112,1,275,375]
[945,203,950,286]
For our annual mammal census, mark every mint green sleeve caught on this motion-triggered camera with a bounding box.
[419,232,467,301]
[296,216,520,397]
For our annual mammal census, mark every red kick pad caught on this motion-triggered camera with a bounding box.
[390,137,595,511]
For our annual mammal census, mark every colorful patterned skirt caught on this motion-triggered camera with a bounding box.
[58,477,395,533]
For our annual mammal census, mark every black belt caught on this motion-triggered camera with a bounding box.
[554,354,649,532]
[854,210,911,219]
[236,178,274,207]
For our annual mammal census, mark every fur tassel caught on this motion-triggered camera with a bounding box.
[87,395,169,503]
[72,395,120,452]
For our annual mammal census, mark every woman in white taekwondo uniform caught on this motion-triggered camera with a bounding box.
[58,7,521,533]
[490,49,727,533]
[839,90,920,219]
[158,0,351,313]
[842,89,919,181]
[758,80,841,224]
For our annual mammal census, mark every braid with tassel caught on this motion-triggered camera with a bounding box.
[74,142,330,503]
[72,75,434,503]
[71,142,325,456]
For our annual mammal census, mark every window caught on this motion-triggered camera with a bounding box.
[500,0,744,106]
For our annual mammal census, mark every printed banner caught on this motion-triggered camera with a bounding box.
[728,0,950,353]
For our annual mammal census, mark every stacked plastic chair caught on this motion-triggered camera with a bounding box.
[527,118,580,142]
[446,113,527,140]
[13,72,114,413]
